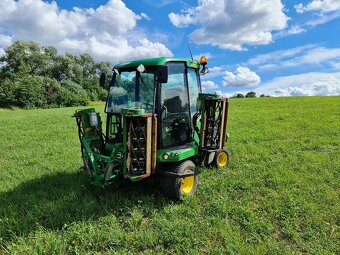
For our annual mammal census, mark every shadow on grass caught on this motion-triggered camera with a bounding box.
[0,170,169,243]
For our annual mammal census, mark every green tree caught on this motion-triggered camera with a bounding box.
[0,40,56,77]
[0,40,112,108]
[0,79,17,107]
[14,75,45,108]
[233,93,244,98]
[95,61,113,88]
[245,91,256,98]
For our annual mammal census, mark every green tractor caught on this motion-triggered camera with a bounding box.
[73,56,230,199]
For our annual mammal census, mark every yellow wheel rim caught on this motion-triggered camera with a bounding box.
[217,151,228,167]
[182,176,195,194]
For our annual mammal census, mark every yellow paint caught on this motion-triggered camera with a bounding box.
[182,176,194,193]
[217,151,228,167]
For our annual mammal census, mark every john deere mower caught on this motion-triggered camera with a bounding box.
[73,56,230,199]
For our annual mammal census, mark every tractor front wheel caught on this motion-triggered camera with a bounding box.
[159,160,198,200]
[211,149,230,168]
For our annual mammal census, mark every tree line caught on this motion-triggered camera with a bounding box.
[0,40,112,108]
[0,40,272,109]
[230,91,270,98]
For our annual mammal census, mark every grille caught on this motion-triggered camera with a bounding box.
[128,117,148,175]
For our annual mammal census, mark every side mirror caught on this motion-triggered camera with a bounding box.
[157,66,168,83]
[99,73,106,88]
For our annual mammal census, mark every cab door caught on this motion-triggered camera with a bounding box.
[159,62,191,147]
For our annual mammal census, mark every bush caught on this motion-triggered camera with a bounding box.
[14,75,45,108]
[82,77,107,101]
[0,75,90,108]
[42,77,63,107]
[0,79,17,108]
[0,40,111,109]
[60,80,89,106]
[97,87,108,101]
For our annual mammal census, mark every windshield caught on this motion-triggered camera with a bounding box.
[106,70,155,113]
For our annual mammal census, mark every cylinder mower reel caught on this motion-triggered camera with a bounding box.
[73,57,230,200]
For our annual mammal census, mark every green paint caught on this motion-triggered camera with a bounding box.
[121,108,145,115]
[157,144,199,163]
[115,57,200,69]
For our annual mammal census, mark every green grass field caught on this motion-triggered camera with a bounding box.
[0,97,339,254]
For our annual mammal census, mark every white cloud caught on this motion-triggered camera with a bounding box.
[305,10,340,26]
[247,45,340,71]
[215,90,232,98]
[192,52,214,62]
[169,0,289,50]
[295,0,340,13]
[201,80,219,89]
[223,67,261,87]
[0,34,13,55]
[287,26,306,35]
[274,25,306,38]
[275,1,340,40]
[248,45,311,65]
[292,0,340,31]
[140,13,150,21]
[201,66,226,80]
[0,34,13,48]
[0,0,172,62]
[330,61,340,69]
[256,72,340,96]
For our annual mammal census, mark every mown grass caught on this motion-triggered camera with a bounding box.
[0,96,339,254]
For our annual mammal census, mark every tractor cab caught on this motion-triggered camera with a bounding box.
[73,57,230,199]
[105,59,200,148]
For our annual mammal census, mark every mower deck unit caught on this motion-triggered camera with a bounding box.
[73,57,230,199]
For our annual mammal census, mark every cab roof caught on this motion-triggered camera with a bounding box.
[114,57,200,70]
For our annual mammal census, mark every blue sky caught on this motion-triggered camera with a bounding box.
[0,0,339,96]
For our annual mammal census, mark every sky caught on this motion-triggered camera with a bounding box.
[0,0,339,97]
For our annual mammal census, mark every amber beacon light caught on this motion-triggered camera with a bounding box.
[200,56,209,74]
[200,56,207,65]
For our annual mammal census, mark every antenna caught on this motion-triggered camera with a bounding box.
[186,39,193,61]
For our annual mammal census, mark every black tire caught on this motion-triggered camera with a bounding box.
[203,151,216,167]
[158,160,198,200]
[211,148,230,168]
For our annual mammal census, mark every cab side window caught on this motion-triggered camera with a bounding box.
[187,68,200,115]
